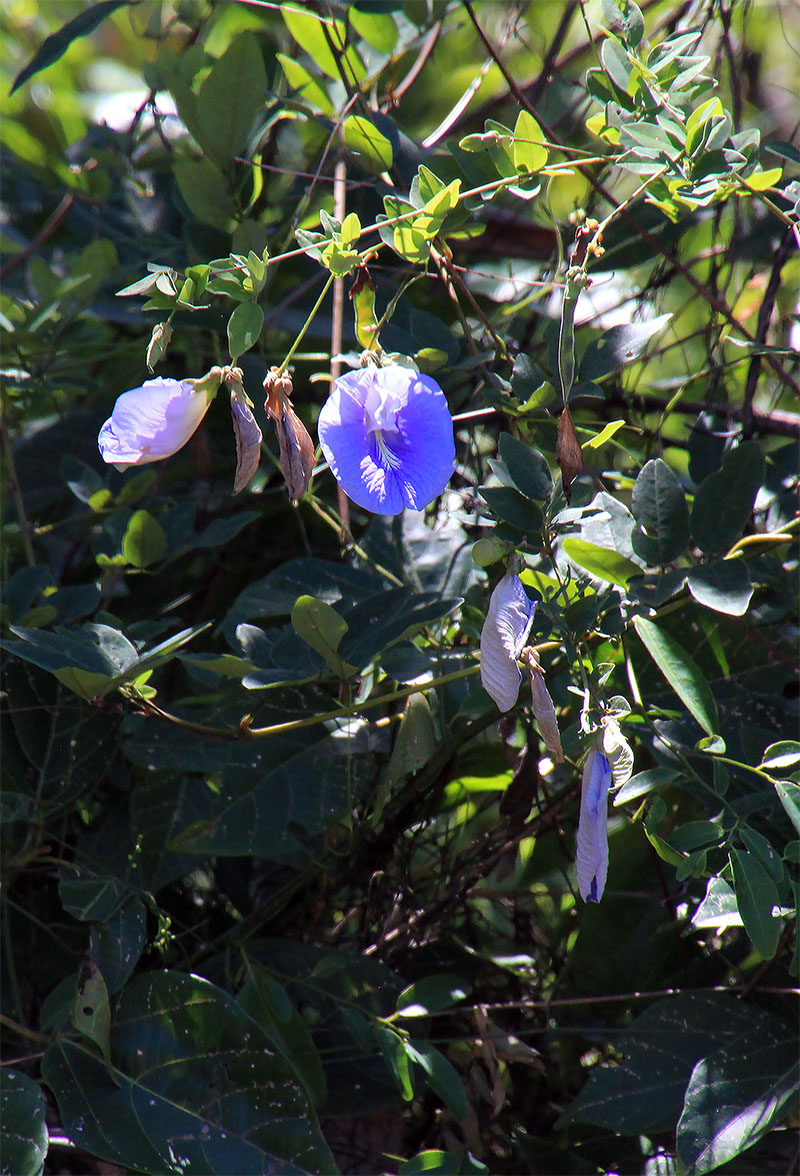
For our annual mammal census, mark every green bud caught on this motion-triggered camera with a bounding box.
[472,537,507,567]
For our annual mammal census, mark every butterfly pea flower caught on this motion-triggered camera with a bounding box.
[317,364,455,515]
[98,369,223,472]
[576,748,612,903]
[480,573,536,711]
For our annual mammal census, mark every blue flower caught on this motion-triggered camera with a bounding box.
[317,364,455,514]
[98,373,220,471]
[576,748,612,902]
[480,573,536,711]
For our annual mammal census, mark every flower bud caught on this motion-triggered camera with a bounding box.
[576,748,612,902]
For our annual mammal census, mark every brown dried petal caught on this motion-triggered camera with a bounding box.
[230,389,262,494]
[530,669,564,762]
[264,367,315,503]
[521,648,564,763]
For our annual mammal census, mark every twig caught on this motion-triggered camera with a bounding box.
[461,1,800,399]
[331,157,351,539]
[741,225,796,437]
[1,402,35,566]
[0,192,74,282]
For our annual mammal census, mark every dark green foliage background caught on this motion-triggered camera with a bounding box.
[1,2,798,1174]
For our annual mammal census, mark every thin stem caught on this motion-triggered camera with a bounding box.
[1,401,35,567]
[330,157,351,539]
[0,1013,49,1044]
[247,664,482,737]
[307,496,405,586]
[587,164,670,253]
[275,273,335,375]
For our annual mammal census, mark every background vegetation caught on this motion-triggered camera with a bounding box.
[1,1,798,1173]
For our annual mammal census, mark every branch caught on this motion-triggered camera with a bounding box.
[741,225,796,437]
[461,0,800,399]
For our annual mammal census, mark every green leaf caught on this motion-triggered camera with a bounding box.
[10,0,127,94]
[72,965,113,1069]
[633,615,719,735]
[395,974,471,1018]
[690,441,766,554]
[122,509,168,568]
[578,314,672,382]
[630,458,690,564]
[90,897,147,994]
[498,435,553,501]
[512,110,548,174]
[644,824,687,868]
[238,962,327,1107]
[582,419,627,449]
[562,537,642,587]
[775,780,800,836]
[291,594,353,678]
[480,486,543,533]
[195,34,267,165]
[191,512,260,550]
[0,1070,47,1176]
[568,992,759,1134]
[2,623,137,683]
[692,876,743,931]
[277,53,334,115]
[42,972,334,1175]
[687,560,754,615]
[385,692,437,785]
[60,866,127,923]
[339,589,463,670]
[405,1039,469,1121]
[282,4,365,85]
[730,848,781,958]
[376,1026,415,1101]
[760,741,800,771]
[677,1022,800,1175]
[602,0,645,47]
[173,158,237,231]
[227,302,264,360]
[740,827,784,886]
[344,114,394,173]
[348,7,398,52]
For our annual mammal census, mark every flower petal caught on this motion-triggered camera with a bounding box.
[317,365,454,515]
[98,378,211,470]
[576,748,612,902]
[480,573,536,711]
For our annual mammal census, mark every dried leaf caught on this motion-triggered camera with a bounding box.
[264,367,315,503]
[556,406,585,502]
[499,737,539,819]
